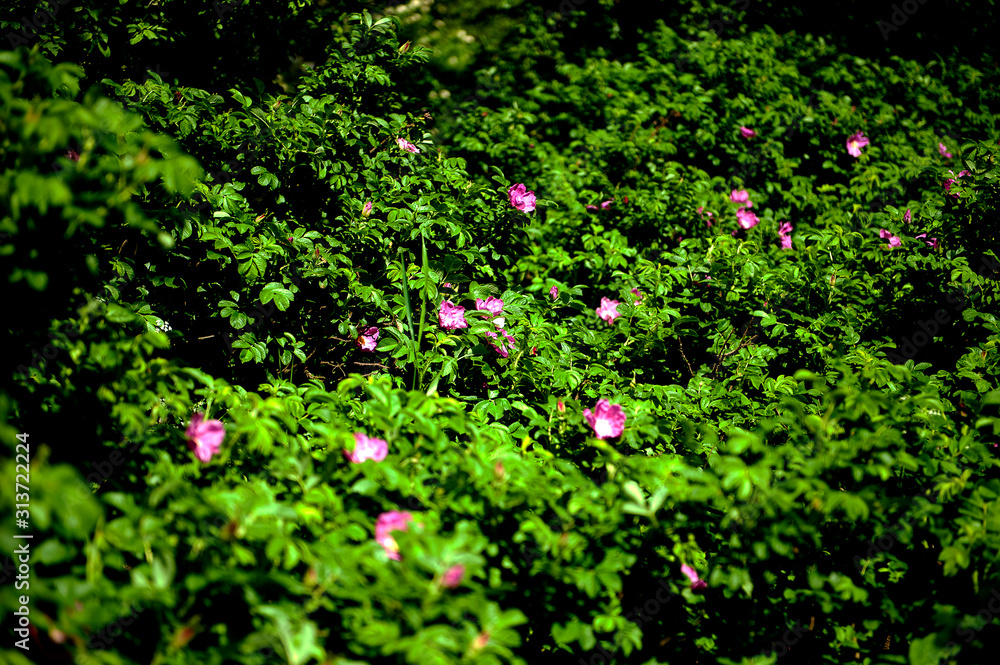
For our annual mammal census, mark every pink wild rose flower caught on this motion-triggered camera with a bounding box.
[736,207,760,230]
[549,285,559,300]
[938,142,953,158]
[596,297,621,324]
[740,126,757,138]
[441,564,465,588]
[345,432,388,464]
[903,208,911,223]
[586,204,598,211]
[730,189,751,205]
[697,206,714,227]
[943,170,971,198]
[355,326,379,352]
[846,131,869,157]
[475,296,504,316]
[396,137,420,153]
[631,287,643,305]
[879,229,901,248]
[583,399,626,439]
[508,183,537,212]
[438,301,468,330]
[681,564,708,591]
[915,233,939,249]
[778,221,793,249]
[601,200,613,210]
[485,329,516,358]
[186,413,225,462]
[375,511,413,561]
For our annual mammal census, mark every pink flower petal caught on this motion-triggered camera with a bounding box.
[438,301,468,330]
[846,131,869,157]
[345,432,388,463]
[508,183,537,212]
[396,137,420,153]
[736,207,759,229]
[442,564,465,588]
[485,328,515,358]
[778,222,793,249]
[879,229,901,247]
[595,297,620,324]
[583,399,626,439]
[186,413,225,462]
[475,297,504,316]
[681,564,708,590]
[375,511,413,560]
[355,326,379,352]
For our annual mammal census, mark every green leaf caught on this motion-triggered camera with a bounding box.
[260,282,294,311]
[908,634,952,665]
[105,304,136,323]
[231,88,251,108]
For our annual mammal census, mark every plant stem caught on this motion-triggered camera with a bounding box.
[417,235,429,389]
[398,248,417,390]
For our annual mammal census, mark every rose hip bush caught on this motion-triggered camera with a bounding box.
[2,2,1000,665]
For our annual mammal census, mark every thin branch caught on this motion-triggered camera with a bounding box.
[678,337,696,377]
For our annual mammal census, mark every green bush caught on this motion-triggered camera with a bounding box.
[2,3,1000,665]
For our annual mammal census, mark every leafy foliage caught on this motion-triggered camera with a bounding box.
[2,3,1000,665]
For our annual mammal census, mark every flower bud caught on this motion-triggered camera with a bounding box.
[442,564,465,588]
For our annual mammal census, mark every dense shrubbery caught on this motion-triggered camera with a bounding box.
[2,2,1000,665]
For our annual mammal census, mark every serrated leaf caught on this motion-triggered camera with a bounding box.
[261,282,294,311]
